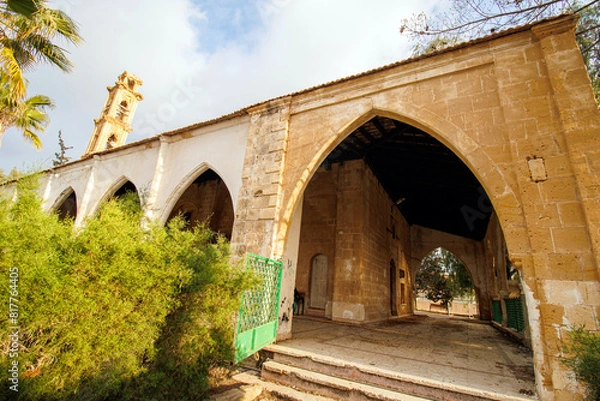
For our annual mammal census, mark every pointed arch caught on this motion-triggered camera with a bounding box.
[158,162,234,226]
[161,164,235,239]
[51,186,77,221]
[414,247,479,315]
[88,176,140,216]
[276,106,525,262]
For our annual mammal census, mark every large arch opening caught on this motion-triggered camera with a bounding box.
[293,115,529,337]
[286,114,535,396]
[166,169,234,239]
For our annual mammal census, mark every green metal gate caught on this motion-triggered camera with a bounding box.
[234,253,283,363]
[505,297,525,332]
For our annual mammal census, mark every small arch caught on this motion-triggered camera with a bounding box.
[165,168,234,239]
[113,180,138,199]
[90,176,141,216]
[415,247,478,318]
[52,187,77,221]
[159,163,235,224]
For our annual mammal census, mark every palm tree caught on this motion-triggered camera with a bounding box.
[0,0,80,147]
[0,76,53,148]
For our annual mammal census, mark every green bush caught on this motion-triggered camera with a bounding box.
[562,326,600,400]
[0,177,253,400]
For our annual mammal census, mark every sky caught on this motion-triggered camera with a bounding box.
[0,0,444,172]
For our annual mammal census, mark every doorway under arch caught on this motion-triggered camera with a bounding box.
[309,254,329,310]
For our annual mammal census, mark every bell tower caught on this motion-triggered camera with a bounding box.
[84,71,143,155]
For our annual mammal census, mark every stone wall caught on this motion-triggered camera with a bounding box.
[296,159,411,323]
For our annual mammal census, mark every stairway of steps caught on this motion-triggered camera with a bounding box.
[257,344,537,401]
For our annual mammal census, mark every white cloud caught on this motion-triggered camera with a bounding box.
[0,0,441,172]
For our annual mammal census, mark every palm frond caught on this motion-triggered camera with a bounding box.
[21,32,73,72]
[5,0,42,17]
[20,127,42,149]
[34,8,81,45]
[0,46,25,98]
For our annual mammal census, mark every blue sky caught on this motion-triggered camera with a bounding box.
[0,0,442,173]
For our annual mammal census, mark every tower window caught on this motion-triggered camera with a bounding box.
[106,134,118,150]
[116,101,129,121]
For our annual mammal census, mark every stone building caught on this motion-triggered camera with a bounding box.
[19,15,600,400]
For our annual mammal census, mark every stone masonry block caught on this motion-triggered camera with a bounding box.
[542,280,583,306]
[533,203,559,227]
[529,228,554,253]
[558,202,586,227]
[547,253,583,281]
[564,305,597,328]
[541,177,579,203]
[538,303,566,326]
[551,227,592,253]
[544,155,571,178]
[580,281,600,306]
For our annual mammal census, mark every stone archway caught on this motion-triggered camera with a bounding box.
[414,247,479,318]
[165,168,234,239]
[289,112,516,323]
[52,187,78,221]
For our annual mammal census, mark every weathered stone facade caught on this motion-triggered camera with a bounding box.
[20,15,599,400]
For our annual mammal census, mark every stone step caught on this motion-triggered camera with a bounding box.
[234,370,339,401]
[262,360,431,401]
[263,345,535,401]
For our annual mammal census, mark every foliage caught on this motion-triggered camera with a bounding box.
[0,165,21,182]
[0,177,253,401]
[415,248,475,307]
[401,0,600,102]
[0,81,53,148]
[562,326,600,400]
[0,0,81,147]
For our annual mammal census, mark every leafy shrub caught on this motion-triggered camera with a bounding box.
[0,177,252,400]
[562,326,600,400]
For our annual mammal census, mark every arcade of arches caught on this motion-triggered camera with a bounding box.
[53,170,235,240]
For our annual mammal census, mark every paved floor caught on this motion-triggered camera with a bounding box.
[276,313,537,399]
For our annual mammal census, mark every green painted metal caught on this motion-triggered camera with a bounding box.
[505,298,525,332]
[492,300,502,324]
[234,253,283,363]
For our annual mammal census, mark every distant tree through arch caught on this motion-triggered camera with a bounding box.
[415,247,477,316]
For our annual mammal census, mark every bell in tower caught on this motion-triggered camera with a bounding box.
[84,71,143,156]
